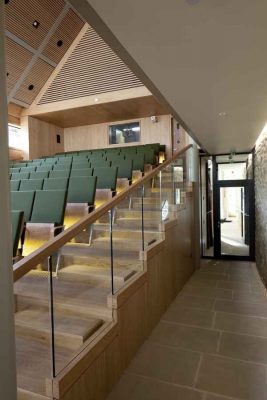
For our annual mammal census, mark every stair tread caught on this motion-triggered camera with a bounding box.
[15,305,102,339]
[16,335,72,396]
[14,271,111,308]
[60,264,137,282]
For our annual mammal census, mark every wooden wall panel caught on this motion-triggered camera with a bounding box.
[21,116,64,159]
[8,103,22,126]
[64,115,172,157]
[42,9,84,64]
[39,27,143,104]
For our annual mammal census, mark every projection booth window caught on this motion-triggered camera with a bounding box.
[108,122,140,145]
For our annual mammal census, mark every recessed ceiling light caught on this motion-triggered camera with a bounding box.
[28,84,34,91]
[218,112,227,117]
[95,98,99,102]
[32,20,40,28]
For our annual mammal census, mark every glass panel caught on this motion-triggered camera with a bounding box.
[201,157,214,257]
[52,208,113,376]
[218,163,247,180]
[108,121,140,145]
[112,186,145,294]
[14,263,54,396]
[220,186,250,256]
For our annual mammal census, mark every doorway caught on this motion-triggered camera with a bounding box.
[200,152,255,261]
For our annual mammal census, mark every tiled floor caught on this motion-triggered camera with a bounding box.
[107,260,267,400]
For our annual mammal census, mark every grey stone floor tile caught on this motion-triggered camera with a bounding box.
[215,312,267,337]
[173,294,215,310]
[149,321,219,353]
[107,373,203,400]
[215,299,267,318]
[196,354,267,399]
[219,331,267,363]
[182,286,233,300]
[162,304,215,328]
[129,342,201,386]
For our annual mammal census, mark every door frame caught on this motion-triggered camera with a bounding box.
[213,179,255,261]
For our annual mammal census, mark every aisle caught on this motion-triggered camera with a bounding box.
[107,259,267,400]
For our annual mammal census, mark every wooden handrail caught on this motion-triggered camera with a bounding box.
[13,145,192,282]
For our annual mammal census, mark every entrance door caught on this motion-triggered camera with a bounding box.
[214,180,255,260]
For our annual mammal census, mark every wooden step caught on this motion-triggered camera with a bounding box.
[115,209,162,219]
[58,264,137,285]
[18,388,50,400]
[16,335,72,396]
[61,242,141,260]
[15,305,103,350]
[14,271,112,320]
[92,236,158,251]
[116,217,161,229]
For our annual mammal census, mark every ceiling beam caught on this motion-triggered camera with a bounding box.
[22,86,151,116]
[5,30,56,68]
[8,3,71,103]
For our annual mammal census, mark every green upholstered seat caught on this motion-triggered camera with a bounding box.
[70,168,93,177]
[20,166,37,173]
[11,210,24,257]
[43,178,69,191]
[67,176,97,205]
[53,164,71,171]
[93,167,118,191]
[11,172,30,180]
[112,160,133,180]
[30,171,49,179]
[49,170,70,179]
[10,168,21,173]
[44,158,57,164]
[10,180,20,191]
[90,160,111,168]
[30,190,67,226]
[36,165,53,172]
[20,179,44,191]
[107,154,125,162]
[132,153,145,172]
[11,191,35,222]
[71,162,91,169]
[144,148,156,165]
[13,163,28,168]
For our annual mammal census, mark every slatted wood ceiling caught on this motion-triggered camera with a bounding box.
[5,38,33,96]
[42,9,84,64]
[38,27,144,104]
[5,0,66,50]
[4,0,85,106]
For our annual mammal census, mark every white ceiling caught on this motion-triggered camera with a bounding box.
[69,0,267,154]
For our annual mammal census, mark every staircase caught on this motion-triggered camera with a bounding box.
[14,174,180,399]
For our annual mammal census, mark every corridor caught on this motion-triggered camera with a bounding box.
[107,260,267,400]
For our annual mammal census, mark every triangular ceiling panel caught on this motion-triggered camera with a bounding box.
[37,26,144,105]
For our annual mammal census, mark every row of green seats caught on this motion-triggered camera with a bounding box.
[10,167,118,192]
[10,155,144,174]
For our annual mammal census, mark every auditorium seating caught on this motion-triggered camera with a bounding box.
[9,143,165,255]
[23,190,67,256]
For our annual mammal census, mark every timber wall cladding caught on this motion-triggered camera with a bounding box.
[38,27,144,105]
